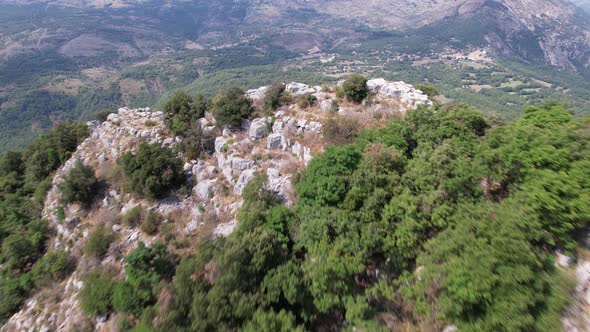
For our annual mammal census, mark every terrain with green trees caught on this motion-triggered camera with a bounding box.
[73,102,589,331]
[1,73,589,330]
[0,122,88,321]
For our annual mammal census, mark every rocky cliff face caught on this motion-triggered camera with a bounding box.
[474,0,590,72]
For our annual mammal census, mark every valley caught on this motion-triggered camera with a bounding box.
[1,0,590,151]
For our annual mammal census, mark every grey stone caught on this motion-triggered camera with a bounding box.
[556,250,575,268]
[320,99,333,111]
[241,118,251,131]
[249,118,267,139]
[185,219,203,234]
[215,137,228,154]
[232,157,254,173]
[234,169,256,195]
[292,141,302,157]
[272,120,285,134]
[194,179,216,200]
[214,221,237,237]
[267,134,286,150]
[163,138,175,146]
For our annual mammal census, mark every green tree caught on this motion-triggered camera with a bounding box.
[212,87,253,128]
[164,91,210,136]
[79,271,115,316]
[241,309,304,332]
[59,160,99,207]
[414,201,571,332]
[84,226,114,258]
[414,83,440,99]
[120,143,183,199]
[31,250,74,286]
[342,74,369,103]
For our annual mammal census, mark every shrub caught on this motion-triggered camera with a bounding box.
[31,251,74,286]
[57,206,65,224]
[113,278,154,315]
[94,110,115,123]
[59,160,99,207]
[140,211,161,235]
[124,241,175,281]
[112,242,174,316]
[212,87,253,128]
[0,276,27,322]
[323,116,361,146]
[264,83,286,114]
[120,143,183,199]
[179,122,216,160]
[79,271,115,316]
[164,91,210,136]
[342,74,369,103]
[1,232,37,271]
[118,316,133,331]
[84,226,115,258]
[297,94,317,109]
[331,100,340,112]
[414,83,440,99]
[122,206,143,227]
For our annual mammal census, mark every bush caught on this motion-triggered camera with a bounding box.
[179,122,216,160]
[122,206,143,227]
[212,87,254,128]
[0,276,27,323]
[112,242,174,316]
[113,277,154,315]
[31,251,74,286]
[84,226,115,258]
[297,94,317,109]
[57,206,65,224]
[414,83,440,99]
[323,116,361,146]
[164,91,210,136]
[1,232,37,271]
[140,211,161,235]
[120,143,183,199]
[79,271,115,316]
[264,83,286,114]
[59,160,99,207]
[342,74,369,103]
[94,110,115,123]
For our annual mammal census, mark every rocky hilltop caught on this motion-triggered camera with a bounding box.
[1,78,590,332]
[1,79,431,332]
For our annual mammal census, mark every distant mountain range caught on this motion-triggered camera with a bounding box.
[1,0,590,151]
[1,0,589,72]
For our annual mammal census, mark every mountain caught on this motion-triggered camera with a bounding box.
[1,0,590,152]
[244,0,590,72]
